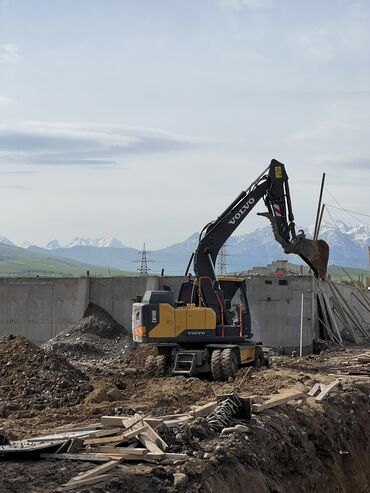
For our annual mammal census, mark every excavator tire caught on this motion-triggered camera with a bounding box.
[254,346,264,368]
[155,354,167,377]
[221,348,238,380]
[211,349,223,381]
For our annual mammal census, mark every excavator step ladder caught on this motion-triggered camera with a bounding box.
[172,352,197,376]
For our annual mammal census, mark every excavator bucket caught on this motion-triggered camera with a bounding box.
[258,212,330,280]
[290,237,329,280]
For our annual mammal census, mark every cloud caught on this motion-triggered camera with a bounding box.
[0,122,207,167]
[0,96,14,105]
[219,0,272,10]
[0,44,21,64]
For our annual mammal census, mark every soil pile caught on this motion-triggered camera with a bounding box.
[0,335,90,414]
[43,304,133,363]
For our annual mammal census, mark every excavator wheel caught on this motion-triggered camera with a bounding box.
[144,355,167,377]
[254,346,264,369]
[221,348,238,380]
[211,349,223,381]
[155,354,167,377]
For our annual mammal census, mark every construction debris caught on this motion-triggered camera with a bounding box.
[315,380,341,402]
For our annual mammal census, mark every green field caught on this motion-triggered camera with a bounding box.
[328,265,370,286]
[0,244,135,277]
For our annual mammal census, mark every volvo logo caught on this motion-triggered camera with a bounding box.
[228,198,255,225]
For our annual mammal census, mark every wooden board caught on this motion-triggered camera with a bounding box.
[100,416,126,427]
[252,390,304,413]
[92,447,148,457]
[315,380,340,402]
[40,453,110,462]
[71,459,123,483]
[59,473,112,491]
[307,383,321,397]
[123,415,167,453]
[191,401,217,418]
[83,426,148,446]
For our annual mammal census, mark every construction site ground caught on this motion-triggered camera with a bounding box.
[0,307,369,492]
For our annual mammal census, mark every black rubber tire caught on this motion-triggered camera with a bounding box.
[155,354,167,377]
[254,347,264,368]
[221,348,238,380]
[211,349,223,381]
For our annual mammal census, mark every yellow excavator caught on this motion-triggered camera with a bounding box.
[132,159,329,380]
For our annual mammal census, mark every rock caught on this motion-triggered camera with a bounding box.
[221,424,249,434]
[203,452,211,459]
[173,473,188,490]
[175,433,183,442]
[106,388,122,401]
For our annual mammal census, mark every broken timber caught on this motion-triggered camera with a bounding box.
[252,390,304,413]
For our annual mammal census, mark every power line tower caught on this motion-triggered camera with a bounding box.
[136,242,153,276]
[217,244,229,275]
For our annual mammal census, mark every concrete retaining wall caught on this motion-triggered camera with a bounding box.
[247,275,315,354]
[0,275,368,352]
[0,278,89,345]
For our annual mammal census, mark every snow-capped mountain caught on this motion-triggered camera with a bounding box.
[46,240,61,249]
[0,235,15,246]
[2,221,369,272]
[63,237,125,249]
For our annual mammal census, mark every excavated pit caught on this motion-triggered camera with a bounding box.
[0,313,369,492]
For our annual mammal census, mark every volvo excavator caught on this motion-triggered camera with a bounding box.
[132,159,329,380]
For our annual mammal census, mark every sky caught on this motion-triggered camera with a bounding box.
[0,0,369,249]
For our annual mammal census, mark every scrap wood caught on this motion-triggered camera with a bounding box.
[40,453,110,462]
[252,390,304,413]
[89,428,122,438]
[83,425,148,446]
[91,447,148,456]
[163,416,192,429]
[307,383,321,397]
[70,458,123,483]
[59,473,112,491]
[103,452,188,461]
[315,380,340,402]
[123,414,168,452]
[191,401,217,418]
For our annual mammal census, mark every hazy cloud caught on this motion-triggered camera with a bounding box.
[219,0,272,10]
[0,44,21,64]
[0,122,206,167]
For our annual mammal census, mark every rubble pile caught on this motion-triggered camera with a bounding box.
[43,304,133,364]
[0,335,90,414]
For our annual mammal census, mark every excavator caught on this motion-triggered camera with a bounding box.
[132,159,329,380]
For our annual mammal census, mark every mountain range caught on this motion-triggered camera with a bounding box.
[0,221,368,274]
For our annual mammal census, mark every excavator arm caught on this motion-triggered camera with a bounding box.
[190,159,329,325]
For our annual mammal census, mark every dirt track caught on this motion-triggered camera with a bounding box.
[0,308,369,492]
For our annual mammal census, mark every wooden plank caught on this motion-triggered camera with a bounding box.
[92,447,148,456]
[71,459,123,483]
[191,401,217,418]
[89,428,122,439]
[163,417,192,429]
[143,418,163,429]
[59,474,112,491]
[307,383,321,397]
[322,291,343,344]
[40,453,110,462]
[329,373,370,380]
[124,415,168,453]
[315,380,340,402]
[101,416,125,427]
[252,390,304,413]
[84,435,126,446]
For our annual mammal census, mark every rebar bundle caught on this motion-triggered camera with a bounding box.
[206,392,242,431]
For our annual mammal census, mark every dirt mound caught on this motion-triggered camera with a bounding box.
[43,303,133,363]
[0,335,90,414]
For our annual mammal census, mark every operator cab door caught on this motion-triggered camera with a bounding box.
[220,280,251,337]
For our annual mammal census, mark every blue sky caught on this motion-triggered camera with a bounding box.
[0,0,369,247]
